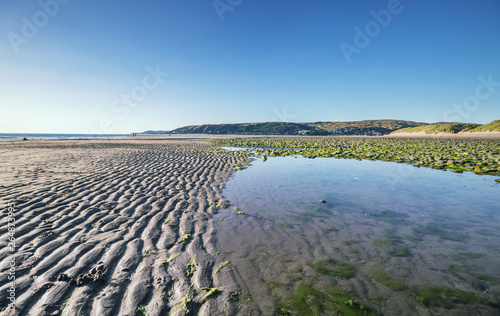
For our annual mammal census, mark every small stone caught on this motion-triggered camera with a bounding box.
[56,273,69,281]
[319,200,326,204]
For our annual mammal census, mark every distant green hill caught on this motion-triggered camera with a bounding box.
[173,122,326,135]
[311,119,425,131]
[164,119,499,136]
[391,123,480,134]
[173,120,425,136]
[469,120,500,132]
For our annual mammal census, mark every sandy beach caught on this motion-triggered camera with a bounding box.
[1,137,499,316]
[388,132,500,139]
[0,139,249,316]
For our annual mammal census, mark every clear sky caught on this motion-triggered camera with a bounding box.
[1,0,499,133]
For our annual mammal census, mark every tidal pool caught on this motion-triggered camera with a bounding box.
[215,156,500,315]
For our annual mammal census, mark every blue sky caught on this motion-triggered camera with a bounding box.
[1,0,499,133]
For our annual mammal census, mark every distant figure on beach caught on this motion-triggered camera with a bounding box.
[22,137,28,141]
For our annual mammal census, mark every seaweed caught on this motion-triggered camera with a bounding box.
[343,240,359,246]
[373,210,408,226]
[160,253,181,266]
[186,258,196,279]
[416,285,486,308]
[370,267,407,291]
[451,252,485,262]
[372,238,410,257]
[60,298,72,316]
[215,138,500,178]
[201,287,223,301]
[213,261,231,278]
[323,228,339,233]
[275,283,376,315]
[178,234,192,244]
[308,259,357,279]
[475,274,500,285]
[411,224,469,242]
[137,305,148,316]
[169,296,192,316]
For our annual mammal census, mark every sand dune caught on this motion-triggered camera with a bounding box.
[0,139,248,316]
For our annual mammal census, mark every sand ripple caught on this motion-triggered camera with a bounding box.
[0,139,248,316]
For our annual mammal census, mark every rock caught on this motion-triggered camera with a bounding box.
[319,200,326,204]
[69,264,108,286]
[217,200,230,209]
[56,273,69,281]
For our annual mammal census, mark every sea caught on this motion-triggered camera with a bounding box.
[0,133,134,141]
[0,133,240,141]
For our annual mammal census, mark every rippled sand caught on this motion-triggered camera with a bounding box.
[0,139,248,316]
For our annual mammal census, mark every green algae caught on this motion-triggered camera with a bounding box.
[323,228,339,233]
[137,305,148,316]
[451,252,485,261]
[308,259,357,279]
[178,234,192,244]
[370,267,407,291]
[201,287,223,301]
[213,261,231,278]
[275,283,376,316]
[343,240,359,246]
[373,210,408,225]
[372,238,410,257]
[160,253,181,266]
[186,258,196,279]
[411,224,469,242]
[214,137,500,178]
[416,285,486,308]
[169,296,192,316]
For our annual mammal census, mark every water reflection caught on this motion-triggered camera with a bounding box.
[215,157,500,315]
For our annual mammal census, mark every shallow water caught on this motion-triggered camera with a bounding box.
[216,156,500,315]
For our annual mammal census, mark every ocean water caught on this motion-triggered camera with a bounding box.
[0,133,234,141]
[216,156,500,315]
[0,133,133,141]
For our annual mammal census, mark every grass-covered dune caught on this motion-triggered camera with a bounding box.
[391,120,500,134]
[391,123,480,134]
[215,137,500,177]
[469,120,500,132]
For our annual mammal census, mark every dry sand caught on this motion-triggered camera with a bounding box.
[388,132,500,138]
[0,139,249,316]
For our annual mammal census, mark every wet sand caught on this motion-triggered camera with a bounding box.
[0,139,248,315]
